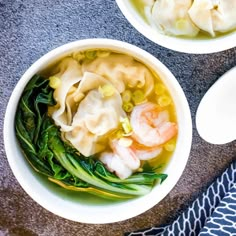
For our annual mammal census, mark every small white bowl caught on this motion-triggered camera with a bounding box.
[116,0,236,54]
[4,39,192,223]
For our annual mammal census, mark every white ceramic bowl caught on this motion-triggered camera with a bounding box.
[116,0,236,54]
[4,39,192,223]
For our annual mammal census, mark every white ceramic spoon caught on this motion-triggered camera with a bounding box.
[196,66,236,144]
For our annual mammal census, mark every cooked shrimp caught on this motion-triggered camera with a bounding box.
[100,152,132,179]
[130,102,177,147]
[132,143,163,160]
[110,139,140,170]
[100,137,165,179]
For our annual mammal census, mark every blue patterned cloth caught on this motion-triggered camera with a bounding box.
[126,161,236,236]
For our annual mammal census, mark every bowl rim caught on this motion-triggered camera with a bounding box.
[115,0,236,54]
[4,38,192,223]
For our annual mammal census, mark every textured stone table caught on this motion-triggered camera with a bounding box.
[0,1,236,235]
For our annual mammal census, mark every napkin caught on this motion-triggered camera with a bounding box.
[125,161,236,236]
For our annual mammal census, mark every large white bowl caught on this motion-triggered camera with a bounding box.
[116,0,236,54]
[4,39,192,223]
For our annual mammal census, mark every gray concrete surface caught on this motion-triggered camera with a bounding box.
[0,0,236,235]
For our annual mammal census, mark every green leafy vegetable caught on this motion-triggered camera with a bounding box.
[95,161,167,185]
[15,74,168,200]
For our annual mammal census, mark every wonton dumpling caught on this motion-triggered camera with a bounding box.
[82,53,154,96]
[151,0,199,37]
[65,120,105,157]
[188,0,236,37]
[66,90,125,156]
[65,73,125,157]
[73,90,124,136]
[50,58,82,131]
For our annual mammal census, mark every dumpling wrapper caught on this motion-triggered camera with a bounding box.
[188,0,236,37]
[151,0,199,37]
[65,73,126,157]
[82,53,155,96]
[50,58,82,131]
[72,90,124,136]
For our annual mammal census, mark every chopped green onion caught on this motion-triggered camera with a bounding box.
[122,90,132,103]
[164,140,176,152]
[157,95,171,107]
[137,168,143,172]
[98,84,115,97]
[85,50,97,59]
[49,76,61,89]
[97,50,110,58]
[72,52,85,62]
[122,102,134,113]
[120,117,132,134]
[132,90,145,104]
[154,83,165,95]
[175,18,188,30]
